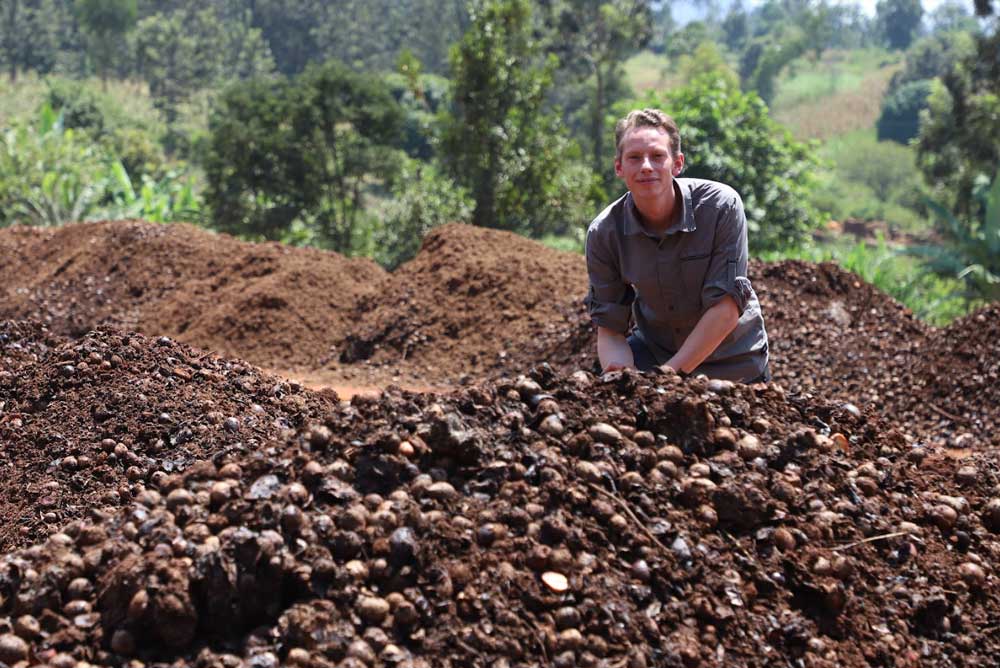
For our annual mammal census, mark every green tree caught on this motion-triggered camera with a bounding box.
[928,0,979,34]
[442,0,597,234]
[913,172,1000,301]
[204,61,403,251]
[664,20,712,60]
[915,7,1000,218]
[134,8,223,151]
[0,0,61,81]
[738,1,835,104]
[721,3,749,53]
[876,0,923,50]
[877,79,933,143]
[622,71,821,250]
[74,0,137,87]
[546,0,652,176]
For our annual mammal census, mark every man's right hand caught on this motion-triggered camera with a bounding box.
[597,327,635,373]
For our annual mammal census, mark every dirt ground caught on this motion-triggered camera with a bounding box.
[1,220,999,667]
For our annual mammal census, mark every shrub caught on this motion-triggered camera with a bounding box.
[203,60,403,252]
[877,79,932,143]
[373,159,472,269]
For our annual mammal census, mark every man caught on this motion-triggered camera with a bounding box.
[585,108,769,383]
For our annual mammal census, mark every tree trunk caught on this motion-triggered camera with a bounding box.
[7,0,18,82]
[592,63,605,176]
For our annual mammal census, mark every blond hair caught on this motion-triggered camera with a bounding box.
[614,108,681,158]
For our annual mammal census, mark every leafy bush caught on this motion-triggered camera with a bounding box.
[911,172,1000,302]
[0,103,201,228]
[877,78,932,143]
[204,60,403,252]
[372,159,472,269]
[440,0,596,237]
[45,77,168,179]
[621,72,822,250]
[809,131,929,233]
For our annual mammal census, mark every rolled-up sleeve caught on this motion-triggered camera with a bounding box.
[585,227,632,334]
[701,197,754,315]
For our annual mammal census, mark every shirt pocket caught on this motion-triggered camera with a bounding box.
[678,252,713,314]
[655,259,692,324]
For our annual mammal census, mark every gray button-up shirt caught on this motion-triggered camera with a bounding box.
[585,178,768,382]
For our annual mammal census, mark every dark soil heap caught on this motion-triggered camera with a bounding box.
[0,325,338,551]
[337,224,588,383]
[1,362,1000,667]
[0,320,66,375]
[0,221,388,369]
[895,304,1000,446]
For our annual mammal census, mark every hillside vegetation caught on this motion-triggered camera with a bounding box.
[0,0,998,320]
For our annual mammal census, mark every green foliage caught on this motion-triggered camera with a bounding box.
[876,31,974,145]
[74,0,137,84]
[309,0,467,75]
[0,102,200,227]
[915,24,1000,219]
[928,1,980,34]
[384,64,450,161]
[809,130,928,233]
[44,77,167,178]
[544,0,652,175]
[373,159,472,269]
[441,0,598,236]
[623,72,822,250]
[912,172,1000,301]
[664,21,713,60]
[204,60,403,253]
[134,5,274,152]
[0,0,63,81]
[876,0,923,50]
[761,234,977,326]
[876,79,931,143]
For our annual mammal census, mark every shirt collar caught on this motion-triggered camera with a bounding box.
[623,180,697,237]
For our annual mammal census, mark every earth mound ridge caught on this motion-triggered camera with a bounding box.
[0,221,388,370]
[337,223,588,382]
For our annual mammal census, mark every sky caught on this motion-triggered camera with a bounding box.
[671,0,957,24]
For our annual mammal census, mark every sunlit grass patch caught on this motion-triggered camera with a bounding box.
[623,51,682,94]
[772,51,900,141]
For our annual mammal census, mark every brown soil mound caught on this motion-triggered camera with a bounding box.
[0,221,388,369]
[0,325,337,551]
[335,223,588,383]
[2,365,1000,667]
[0,320,66,375]
[895,303,1000,446]
[754,259,930,402]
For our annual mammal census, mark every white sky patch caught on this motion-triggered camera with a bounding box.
[747,0,953,16]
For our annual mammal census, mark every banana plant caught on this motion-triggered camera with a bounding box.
[910,171,1000,302]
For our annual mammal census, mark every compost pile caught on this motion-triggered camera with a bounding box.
[2,353,1000,667]
[0,221,387,370]
[336,224,588,384]
[0,326,338,551]
[1,220,1000,667]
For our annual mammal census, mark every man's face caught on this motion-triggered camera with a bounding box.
[614,126,684,199]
